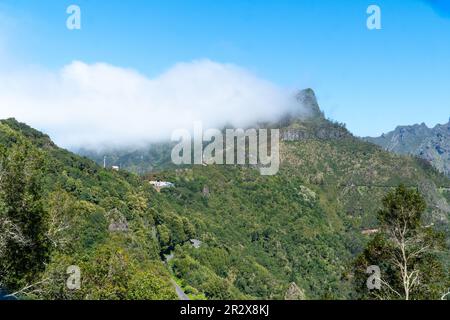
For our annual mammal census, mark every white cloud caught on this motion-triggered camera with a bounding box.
[0,60,302,149]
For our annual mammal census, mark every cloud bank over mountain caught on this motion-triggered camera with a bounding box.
[0,60,301,149]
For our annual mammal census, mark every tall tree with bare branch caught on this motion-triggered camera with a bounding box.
[354,185,450,300]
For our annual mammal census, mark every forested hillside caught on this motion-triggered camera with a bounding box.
[1,112,449,300]
[0,119,177,299]
[149,136,450,299]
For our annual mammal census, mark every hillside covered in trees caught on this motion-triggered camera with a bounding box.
[1,111,449,300]
[0,119,177,299]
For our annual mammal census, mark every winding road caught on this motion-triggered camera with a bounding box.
[171,280,190,300]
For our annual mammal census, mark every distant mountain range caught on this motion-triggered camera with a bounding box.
[366,119,450,177]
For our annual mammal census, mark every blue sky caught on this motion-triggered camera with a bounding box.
[0,0,449,140]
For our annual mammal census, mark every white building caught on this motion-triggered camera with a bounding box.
[150,181,175,191]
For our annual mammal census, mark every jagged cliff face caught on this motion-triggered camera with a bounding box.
[278,89,351,141]
[366,120,450,177]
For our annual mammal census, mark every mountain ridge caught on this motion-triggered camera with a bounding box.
[365,118,450,177]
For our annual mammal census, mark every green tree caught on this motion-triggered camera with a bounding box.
[0,140,51,290]
[354,185,449,300]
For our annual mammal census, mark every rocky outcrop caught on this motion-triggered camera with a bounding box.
[107,208,129,232]
[281,124,350,141]
[277,89,352,142]
[284,282,306,300]
[296,88,324,119]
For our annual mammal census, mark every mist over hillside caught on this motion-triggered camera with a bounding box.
[77,88,345,174]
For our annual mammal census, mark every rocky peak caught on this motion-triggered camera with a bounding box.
[277,89,351,141]
[296,88,324,119]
